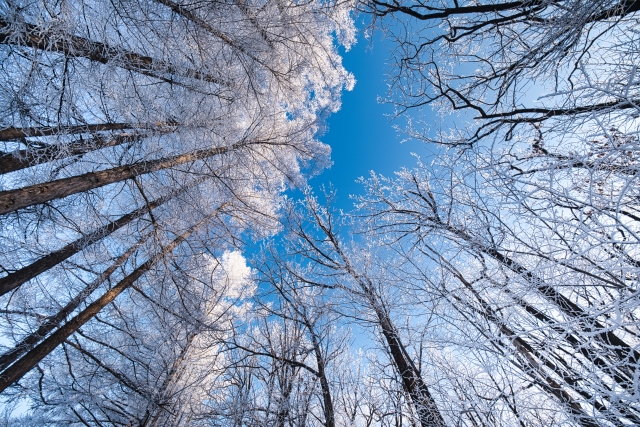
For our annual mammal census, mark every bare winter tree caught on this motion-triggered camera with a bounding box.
[0,0,355,422]
[355,156,640,426]
[267,192,448,427]
[363,0,640,147]
[350,2,640,425]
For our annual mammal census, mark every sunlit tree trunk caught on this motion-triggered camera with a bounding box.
[0,144,236,214]
[0,177,204,295]
[0,239,143,372]
[0,19,226,85]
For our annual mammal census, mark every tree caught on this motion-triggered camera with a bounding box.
[274,192,448,427]
[354,2,640,425]
[0,0,355,421]
[18,249,256,426]
[363,0,640,147]
[356,157,640,426]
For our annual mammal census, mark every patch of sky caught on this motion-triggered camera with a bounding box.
[297,17,442,212]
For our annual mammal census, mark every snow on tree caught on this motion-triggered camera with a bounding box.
[0,0,355,420]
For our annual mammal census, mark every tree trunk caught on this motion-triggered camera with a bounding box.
[376,311,446,427]
[0,183,186,295]
[0,143,235,215]
[441,256,629,427]
[1,131,143,174]
[0,240,143,372]
[154,0,258,62]
[0,123,137,142]
[436,220,640,366]
[359,279,445,427]
[305,321,335,427]
[0,213,212,393]
[0,19,226,86]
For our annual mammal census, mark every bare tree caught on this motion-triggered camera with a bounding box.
[0,1,355,423]
[273,192,448,427]
[363,0,640,147]
[356,158,640,426]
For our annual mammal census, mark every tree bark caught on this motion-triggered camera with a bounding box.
[0,131,143,174]
[0,143,236,215]
[0,185,182,295]
[0,19,227,86]
[308,327,335,427]
[375,309,446,427]
[358,278,445,427]
[0,123,136,142]
[0,213,211,393]
[0,241,142,371]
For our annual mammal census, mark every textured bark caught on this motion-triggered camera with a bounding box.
[354,276,445,427]
[0,131,142,174]
[308,325,335,427]
[0,123,134,142]
[0,18,226,85]
[0,213,211,393]
[0,143,235,214]
[374,306,446,427]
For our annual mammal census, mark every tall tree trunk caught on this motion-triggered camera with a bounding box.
[0,143,237,215]
[0,213,212,393]
[0,123,135,142]
[359,278,445,427]
[1,131,142,174]
[308,326,335,427]
[441,270,598,427]
[439,255,631,427]
[0,176,203,295]
[376,309,446,427]
[0,240,143,371]
[429,218,640,367]
[0,19,227,86]
[154,0,260,63]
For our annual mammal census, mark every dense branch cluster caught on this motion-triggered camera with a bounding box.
[0,0,354,424]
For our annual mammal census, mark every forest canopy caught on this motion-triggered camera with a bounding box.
[0,1,638,426]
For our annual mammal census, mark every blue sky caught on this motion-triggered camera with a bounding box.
[308,24,431,211]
